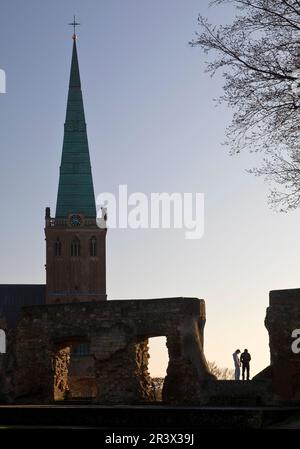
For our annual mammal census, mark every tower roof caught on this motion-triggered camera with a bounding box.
[55,38,97,219]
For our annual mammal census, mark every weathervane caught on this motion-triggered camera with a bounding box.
[68,15,80,40]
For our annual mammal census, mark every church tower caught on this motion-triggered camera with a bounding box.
[45,30,107,304]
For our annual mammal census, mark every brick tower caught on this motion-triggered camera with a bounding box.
[45,33,107,304]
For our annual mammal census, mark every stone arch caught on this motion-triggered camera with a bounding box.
[52,335,96,401]
[128,330,179,403]
[129,329,188,404]
[7,297,211,404]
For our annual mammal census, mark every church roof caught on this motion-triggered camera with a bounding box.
[55,38,97,219]
[0,285,45,328]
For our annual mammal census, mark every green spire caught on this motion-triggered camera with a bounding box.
[55,38,97,219]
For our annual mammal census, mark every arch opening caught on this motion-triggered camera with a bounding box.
[148,336,168,401]
[53,337,96,401]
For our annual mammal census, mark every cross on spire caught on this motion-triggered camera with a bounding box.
[68,15,80,40]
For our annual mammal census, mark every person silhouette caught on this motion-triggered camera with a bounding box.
[232,349,241,380]
[240,349,251,380]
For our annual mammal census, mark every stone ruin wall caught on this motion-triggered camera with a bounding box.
[263,289,300,401]
[3,290,300,406]
[0,297,214,404]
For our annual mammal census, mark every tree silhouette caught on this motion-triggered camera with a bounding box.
[191,0,300,210]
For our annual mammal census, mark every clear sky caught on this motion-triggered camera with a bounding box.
[1,0,300,377]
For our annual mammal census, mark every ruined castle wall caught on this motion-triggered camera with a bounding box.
[265,289,300,401]
[1,297,212,404]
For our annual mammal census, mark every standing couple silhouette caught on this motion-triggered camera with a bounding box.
[232,349,251,380]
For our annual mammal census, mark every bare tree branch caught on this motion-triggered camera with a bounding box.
[191,1,300,210]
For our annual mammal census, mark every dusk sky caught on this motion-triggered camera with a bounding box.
[1,0,300,377]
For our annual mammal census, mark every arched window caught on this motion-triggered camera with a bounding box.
[71,238,81,257]
[90,236,97,257]
[0,329,6,354]
[55,238,62,256]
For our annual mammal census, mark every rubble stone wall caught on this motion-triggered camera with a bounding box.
[265,289,300,401]
[0,297,213,404]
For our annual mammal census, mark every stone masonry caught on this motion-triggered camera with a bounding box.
[262,289,300,401]
[0,297,214,404]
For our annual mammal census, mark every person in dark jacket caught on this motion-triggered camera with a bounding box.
[240,349,251,380]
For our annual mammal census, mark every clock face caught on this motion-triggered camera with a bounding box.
[70,214,82,227]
